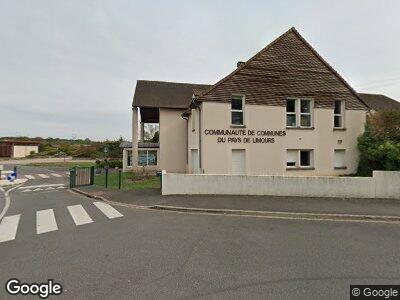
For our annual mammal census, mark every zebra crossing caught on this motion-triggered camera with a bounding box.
[21,172,69,180]
[18,183,67,193]
[0,202,123,243]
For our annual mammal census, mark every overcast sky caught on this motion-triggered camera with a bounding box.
[1,0,400,141]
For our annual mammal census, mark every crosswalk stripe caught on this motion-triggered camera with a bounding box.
[19,184,64,190]
[93,202,123,219]
[45,187,55,190]
[51,173,62,178]
[36,209,58,234]
[33,188,44,191]
[0,215,21,243]
[38,174,50,178]
[25,175,35,179]
[21,189,32,193]
[67,205,93,226]
[57,186,65,189]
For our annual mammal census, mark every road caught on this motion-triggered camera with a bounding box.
[0,166,400,299]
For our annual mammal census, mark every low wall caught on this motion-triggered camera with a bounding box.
[161,171,400,199]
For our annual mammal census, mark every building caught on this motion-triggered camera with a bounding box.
[358,93,400,113]
[123,27,399,176]
[0,140,40,158]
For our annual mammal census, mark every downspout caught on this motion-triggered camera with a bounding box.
[182,114,189,169]
[198,105,202,173]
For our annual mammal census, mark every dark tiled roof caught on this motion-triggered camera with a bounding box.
[119,141,132,148]
[132,80,211,109]
[198,27,368,110]
[357,93,400,111]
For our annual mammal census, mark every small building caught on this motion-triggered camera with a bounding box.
[123,27,399,176]
[0,140,40,158]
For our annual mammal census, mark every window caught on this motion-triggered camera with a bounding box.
[286,149,314,169]
[300,150,312,167]
[231,95,244,126]
[334,149,346,169]
[286,150,297,168]
[300,100,312,127]
[286,99,297,127]
[127,150,132,167]
[334,100,345,128]
[138,150,157,166]
[286,98,313,128]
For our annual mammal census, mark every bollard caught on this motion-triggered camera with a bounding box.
[105,168,109,188]
[118,169,122,190]
[13,166,17,179]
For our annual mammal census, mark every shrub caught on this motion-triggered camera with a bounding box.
[357,111,400,176]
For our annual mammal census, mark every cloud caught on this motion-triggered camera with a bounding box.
[1,0,399,140]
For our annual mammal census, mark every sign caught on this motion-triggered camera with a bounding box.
[204,129,286,144]
[7,172,16,182]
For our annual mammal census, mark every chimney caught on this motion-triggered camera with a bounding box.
[237,61,245,68]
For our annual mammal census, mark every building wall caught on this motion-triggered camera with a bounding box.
[187,109,200,173]
[12,145,39,158]
[159,108,187,173]
[162,171,400,199]
[197,102,365,176]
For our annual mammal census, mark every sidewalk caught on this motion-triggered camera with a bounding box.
[75,185,400,218]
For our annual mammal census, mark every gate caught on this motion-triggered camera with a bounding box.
[69,166,94,188]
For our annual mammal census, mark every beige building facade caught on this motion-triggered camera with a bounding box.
[123,27,397,176]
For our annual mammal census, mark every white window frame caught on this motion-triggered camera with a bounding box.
[334,149,346,169]
[334,100,345,129]
[138,149,158,166]
[286,150,297,168]
[299,150,313,168]
[286,98,314,128]
[286,149,314,169]
[231,95,245,126]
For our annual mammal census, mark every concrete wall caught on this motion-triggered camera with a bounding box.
[12,145,38,158]
[197,102,365,176]
[159,108,187,173]
[162,171,400,199]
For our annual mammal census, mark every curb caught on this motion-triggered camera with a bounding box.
[150,205,400,224]
[71,188,400,224]
[70,188,149,210]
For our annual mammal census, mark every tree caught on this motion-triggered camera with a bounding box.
[357,111,400,175]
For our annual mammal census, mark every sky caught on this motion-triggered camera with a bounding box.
[1,0,400,141]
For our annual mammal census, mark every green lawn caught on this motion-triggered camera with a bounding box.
[28,161,95,168]
[94,171,160,190]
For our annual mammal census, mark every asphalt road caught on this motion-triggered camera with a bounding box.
[1,166,400,299]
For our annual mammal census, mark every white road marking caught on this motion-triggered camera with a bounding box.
[45,187,55,190]
[57,186,65,189]
[93,202,123,219]
[19,184,64,190]
[25,175,35,179]
[21,189,32,193]
[36,209,58,234]
[67,205,93,226]
[0,185,21,221]
[38,174,50,179]
[33,188,44,191]
[0,214,20,242]
[51,173,62,178]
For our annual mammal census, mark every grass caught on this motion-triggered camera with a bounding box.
[28,161,95,168]
[94,171,160,190]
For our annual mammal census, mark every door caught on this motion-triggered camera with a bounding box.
[231,149,246,175]
[191,149,200,174]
